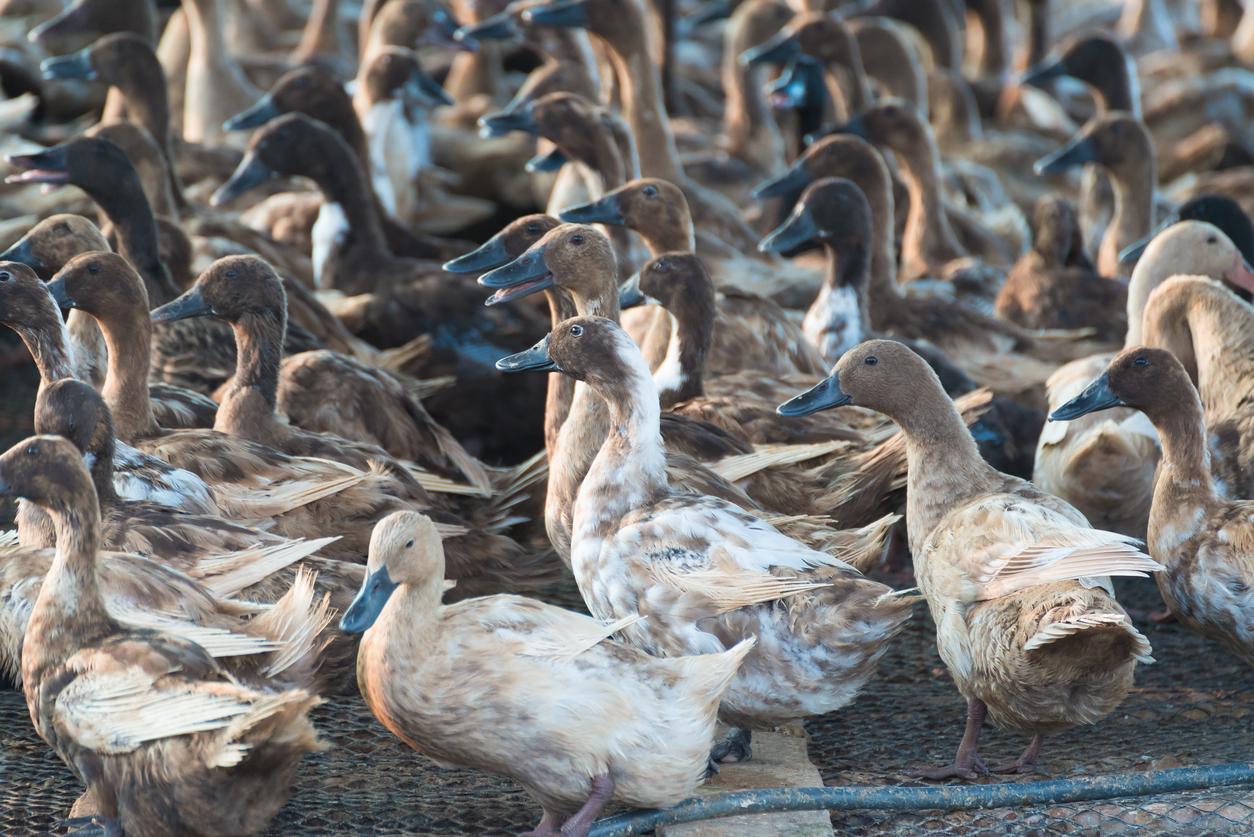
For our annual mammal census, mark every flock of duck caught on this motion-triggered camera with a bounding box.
[0,0,1252,834]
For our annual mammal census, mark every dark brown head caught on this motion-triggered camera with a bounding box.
[834,100,931,161]
[560,178,691,240]
[223,65,352,134]
[443,214,559,273]
[1022,34,1136,114]
[755,134,891,209]
[47,251,149,325]
[777,339,941,419]
[1035,114,1152,180]
[6,135,136,196]
[517,92,622,174]
[519,0,646,48]
[28,0,157,49]
[150,255,286,327]
[34,378,115,466]
[86,122,171,214]
[0,261,61,333]
[41,31,160,93]
[479,224,616,308]
[1031,195,1089,269]
[741,11,857,68]
[633,252,714,316]
[0,214,108,278]
[0,434,95,514]
[1049,347,1194,425]
[759,177,872,266]
[212,113,358,206]
[360,47,452,107]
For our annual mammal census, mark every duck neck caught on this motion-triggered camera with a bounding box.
[295,0,340,62]
[896,131,965,275]
[863,184,902,323]
[721,15,783,168]
[974,0,1008,79]
[655,296,712,407]
[106,50,186,211]
[13,308,78,386]
[543,288,578,457]
[87,441,120,505]
[1144,388,1217,530]
[92,176,179,305]
[1025,0,1050,67]
[315,142,391,257]
[637,216,696,256]
[600,6,683,183]
[23,488,113,687]
[1174,299,1254,422]
[95,303,159,440]
[1101,161,1155,277]
[805,238,871,361]
[216,310,286,443]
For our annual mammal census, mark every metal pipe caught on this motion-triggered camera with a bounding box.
[590,763,1254,836]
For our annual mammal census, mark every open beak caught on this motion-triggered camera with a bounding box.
[766,59,815,111]
[759,204,820,253]
[741,31,800,66]
[521,0,591,29]
[211,152,277,207]
[478,107,538,139]
[1048,372,1123,421]
[496,333,558,372]
[1020,57,1066,88]
[777,375,852,416]
[1034,135,1097,176]
[753,162,811,201]
[525,147,567,173]
[479,246,554,305]
[151,287,213,323]
[339,565,398,634]
[559,194,623,225]
[222,93,281,133]
[40,49,95,81]
[5,145,71,185]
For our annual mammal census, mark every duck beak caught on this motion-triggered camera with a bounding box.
[427,6,476,51]
[5,145,70,185]
[1049,372,1123,421]
[559,194,623,225]
[0,237,41,273]
[45,275,74,309]
[1034,135,1097,176]
[151,287,213,323]
[479,247,554,305]
[478,107,538,139]
[211,152,277,207]
[443,235,514,273]
[777,375,852,416]
[222,94,281,133]
[1224,251,1254,294]
[496,333,558,372]
[1118,234,1152,267]
[455,12,517,44]
[759,205,820,253]
[1020,57,1066,88]
[521,0,590,29]
[40,49,95,81]
[753,162,810,201]
[339,565,398,634]
[766,59,814,110]
[618,271,653,310]
[525,147,567,173]
[407,69,454,107]
[741,31,800,67]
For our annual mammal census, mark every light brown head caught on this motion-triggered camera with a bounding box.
[0,261,62,336]
[1031,195,1089,269]
[777,339,944,422]
[0,434,95,515]
[560,178,692,243]
[340,510,445,633]
[1034,114,1153,181]
[0,215,109,279]
[443,214,560,274]
[1049,346,1200,429]
[841,100,933,162]
[359,47,452,108]
[151,255,287,327]
[47,251,149,326]
[480,224,617,310]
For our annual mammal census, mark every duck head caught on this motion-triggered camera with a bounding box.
[443,214,559,273]
[1131,220,1254,295]
[0,214,108,278]
[1031,195,1090,269]
[778,339,928,417]
[41,30,154,88]
[151,255,285,325]
[818,100,927,156]
[479,223,615,306]
[47,251,149,321]
[341,510,444,633]
[360,47,453,108]
[0,435,94,511]
[759,176,871,255]
[0,261,62,332]
[496,315,635,386]
[1121,195,1254,267]
[5,135,126,188]
[223,64,346,133]
[743,12,858,71]
[1034,113,1150,178]
[214,113,347,206]
[626,251,715,326]
[561,178,690,235]
[1049,347,1182,422]
[1021,33,1135,113]
[34,378,115,465]
[755,134,886,208]
[28,0,156,49]
[479,91,600,156]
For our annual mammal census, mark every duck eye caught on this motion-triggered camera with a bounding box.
[0,271,9,282]
[405,539,414,548]
[1206,236,1218,245]
[642,185,657,198]
[25,444,37,456]
[526,223,539,234]
[1133,357,1149,367]
[226,269,238,279]
[570,233,584,245]
[570,324,584,336]
[87,262,99,274]
[865,355,878,366]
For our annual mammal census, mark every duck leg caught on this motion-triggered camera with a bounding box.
[559,774,615,837]
[907,698,989,780]
[710,727,753,763]
[991,735,1042,775]
[521,809,561,837]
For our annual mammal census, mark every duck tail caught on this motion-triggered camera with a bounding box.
[679,637,756,704]
[251,568,335,685]
[211,688,327,768]
[484,450,549,532]
[1025,611,1155,666]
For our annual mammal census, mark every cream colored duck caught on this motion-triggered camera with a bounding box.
[497,317,915,763]
[0,434,326,837]
[343,510,753,837]
[181,0,263,146]
[1035,221,1254,538]
[1051,346,1254,665]
[778,340,1160,778]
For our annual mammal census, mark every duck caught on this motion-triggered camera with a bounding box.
[1119,193,1254,271]
[0,433,327,837]
[150,255,560,594]
[1034,221,1254,538]
[342,509,754,836]
[1139,274,1254,498]
[498,316,913,763]
[995,195,1128,337]
[777,339,1160,778]
[559,177,827,378]
[1050,346,1254,666]
[181,0,264,147]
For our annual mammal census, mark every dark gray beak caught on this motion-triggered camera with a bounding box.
[521,0,591,29]
[0,236,42,273]
[151,287,213,323]
[525,147,567,173]
[496,333,558,372]
[45,274,74,309]
[1119,215,1176,266]
[211,152,277,207]
[1049,372,1124,421]
[5,145,71,185]
[1034,135,1097,176]
[478,107,538,139]
[753,162,811,201]
[618,271,650,309]
[759,205,820,253]
[339,565,398,634]
[222,94,282,133]
[479,247,554,305]
[559,194,623,225]
[1021,58,1067,89]
[444,235,514,273]
[40,49,95,81]
[407,69,454,107]
[777,375,852,416]
[455,12,517,43]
